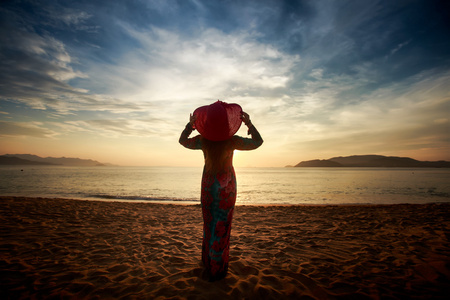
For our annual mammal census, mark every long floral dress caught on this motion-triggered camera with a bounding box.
[179,123,263,280]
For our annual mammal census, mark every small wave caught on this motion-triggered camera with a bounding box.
[87,194,198,202]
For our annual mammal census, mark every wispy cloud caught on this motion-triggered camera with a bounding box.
[93,25,300,102]
[75,119,163,137]
[0,121,56,138]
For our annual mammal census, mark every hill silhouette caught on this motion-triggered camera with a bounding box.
[0,154,107,166]
[0,156,56,165]
[295,155,450,168]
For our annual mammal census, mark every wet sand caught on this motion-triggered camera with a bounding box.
[1,197,449,299]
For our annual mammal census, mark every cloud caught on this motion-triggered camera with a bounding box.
[285,0,450,95]
[96,25,300,102]
[0,4,141,115]
[0,1,300,121]
[2,0,447,117]
[0,121,56,138]
[83,119,158,137]
[23,0,99,32]
[54,118,175,138]
[284,69,450,158]
[50,9,93,28]
[0,18,81,110]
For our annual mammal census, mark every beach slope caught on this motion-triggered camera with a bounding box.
[1,197,449,299]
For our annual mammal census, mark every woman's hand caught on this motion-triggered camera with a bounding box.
[189,113,197,128]
[241,111,252,127]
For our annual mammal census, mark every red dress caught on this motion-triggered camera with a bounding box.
[179,124,263,280]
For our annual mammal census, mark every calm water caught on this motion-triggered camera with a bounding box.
[0,166,449,205]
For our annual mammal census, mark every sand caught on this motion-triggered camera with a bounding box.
[1,197,449,299]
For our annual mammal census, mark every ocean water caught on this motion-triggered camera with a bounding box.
[0,166,449,205]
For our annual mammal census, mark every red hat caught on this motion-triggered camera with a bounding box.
[193,100,242,141]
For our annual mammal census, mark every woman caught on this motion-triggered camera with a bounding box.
[179,101,263,281]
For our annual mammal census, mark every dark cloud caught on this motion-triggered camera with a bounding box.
[314,1,450,84]
[0,4,85,108]
[0,2,145,113]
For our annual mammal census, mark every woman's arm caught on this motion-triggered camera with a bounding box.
[232,112,263,150]
[179,114,202,149]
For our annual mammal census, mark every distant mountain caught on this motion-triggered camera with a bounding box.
[0,156,56,165]
[0,154,107,166]
[295,155,450,168]
[295,159,343,167]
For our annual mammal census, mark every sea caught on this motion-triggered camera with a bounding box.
[0,166,449,205]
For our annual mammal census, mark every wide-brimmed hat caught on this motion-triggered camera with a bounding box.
[193,100,242,141]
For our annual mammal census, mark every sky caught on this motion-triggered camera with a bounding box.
[0,0,449,167]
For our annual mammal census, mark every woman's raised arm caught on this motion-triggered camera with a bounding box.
[179,114,202,149]
[232,112,263,150]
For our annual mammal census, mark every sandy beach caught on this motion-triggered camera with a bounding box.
[1,197,449,299]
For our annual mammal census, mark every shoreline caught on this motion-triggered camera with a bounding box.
[1,197,449,299]
[1,195,449,206]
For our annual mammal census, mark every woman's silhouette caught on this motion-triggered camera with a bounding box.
[179,101,263,281]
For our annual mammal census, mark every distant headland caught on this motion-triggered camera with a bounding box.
[0,154,111,166]
[293,155,450,168]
